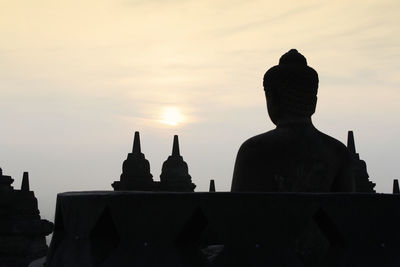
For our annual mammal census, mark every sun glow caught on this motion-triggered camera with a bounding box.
[161,107,184,126]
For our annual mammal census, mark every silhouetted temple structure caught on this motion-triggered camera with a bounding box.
[112,132,195,192]
[347,131,376,192]
[46,49,400,266]
[47,191,400,267]
[0,168,53,266]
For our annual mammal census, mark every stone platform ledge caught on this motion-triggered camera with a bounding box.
[47,191,400,267]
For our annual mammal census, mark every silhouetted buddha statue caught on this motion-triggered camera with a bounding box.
[231,49,355,192]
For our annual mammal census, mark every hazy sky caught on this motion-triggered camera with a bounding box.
[1,0,399,221]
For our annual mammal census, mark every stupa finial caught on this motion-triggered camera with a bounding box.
[172,135,180,156]
[209,179,216,192]
[393,179,400,194]
[132,131,141,154]
[21,172,30,191]
[347,131,356,154]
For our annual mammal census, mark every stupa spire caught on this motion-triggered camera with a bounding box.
[209,179,216,192]
[172,135,180,156]
[393,179,400,194]
[21,172,30,191]
[347,131,356,154]
[132,131,141,154]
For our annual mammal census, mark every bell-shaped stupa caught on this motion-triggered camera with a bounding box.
[160,135,196,192]
[112,131,154,190]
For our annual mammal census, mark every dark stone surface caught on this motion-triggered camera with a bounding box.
[47,191,400,267]
[231,49,355,192]
[112,132,195,192]
[0,169,53,267]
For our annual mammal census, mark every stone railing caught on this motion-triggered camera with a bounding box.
[47,192,400,267]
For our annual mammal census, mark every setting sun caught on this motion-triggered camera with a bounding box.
[161,107,184,126]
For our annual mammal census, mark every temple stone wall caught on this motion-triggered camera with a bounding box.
[47,192,400,267]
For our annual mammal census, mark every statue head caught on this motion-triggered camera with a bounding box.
[263,49,319,125]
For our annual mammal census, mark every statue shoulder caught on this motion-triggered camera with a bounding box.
[238,130,278,151]
[317,130,351,158]
[235,130,280,164]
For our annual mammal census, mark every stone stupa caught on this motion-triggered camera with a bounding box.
[160,135,196,192]
[112,131,155,191]
[112,132,196,192]
[0,168,53,266]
